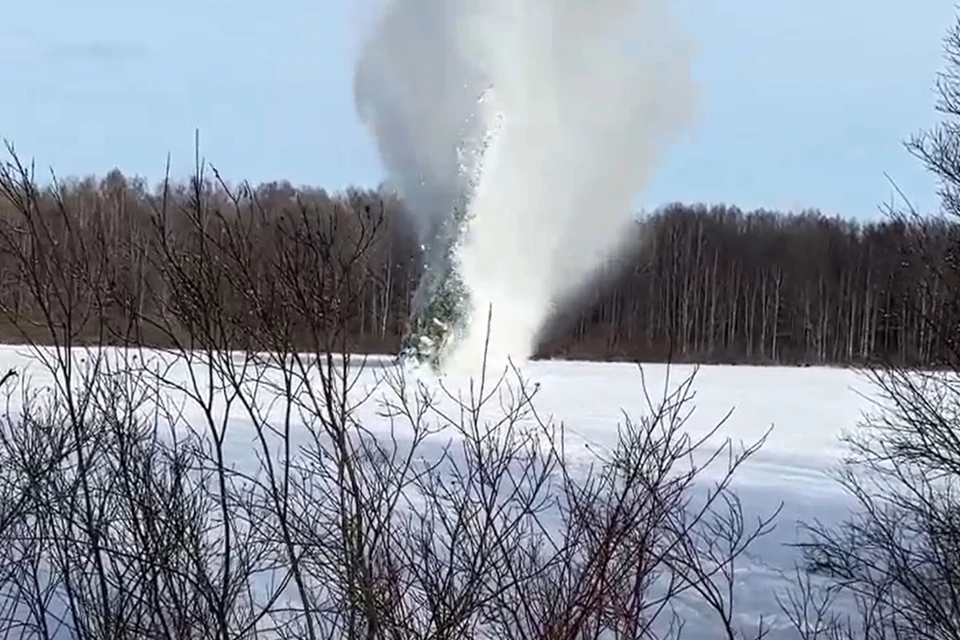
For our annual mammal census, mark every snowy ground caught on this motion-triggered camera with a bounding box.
[0,345,875,638]
[441,359,868,636]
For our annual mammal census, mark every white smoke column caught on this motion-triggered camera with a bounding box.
[354,0,491,244]
[355,0,698,374]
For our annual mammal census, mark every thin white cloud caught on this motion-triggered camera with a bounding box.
[48,41,146,61]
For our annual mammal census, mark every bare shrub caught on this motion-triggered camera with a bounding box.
[0,145,780,639]
[779,12,960,640]
[777,366,960,640]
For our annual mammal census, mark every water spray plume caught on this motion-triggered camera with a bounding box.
[354,0,698,375]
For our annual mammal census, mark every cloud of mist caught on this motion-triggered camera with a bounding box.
[354,0,697,373]
[353,0,490,244]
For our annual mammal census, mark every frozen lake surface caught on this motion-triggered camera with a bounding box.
[0,345,876,638]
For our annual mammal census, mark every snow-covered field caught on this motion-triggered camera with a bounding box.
[435,358,867,636]
[0,345,875,637]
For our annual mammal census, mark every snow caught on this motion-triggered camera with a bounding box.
[0,345,876,637]
[430,360,867,636]
[355,0,697,371]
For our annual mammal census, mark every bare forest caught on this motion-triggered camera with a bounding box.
[0,154,950,368]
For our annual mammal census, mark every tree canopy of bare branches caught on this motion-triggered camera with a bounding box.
[779,13,960,640]
[0,140,955,367]
[0,142,785,639]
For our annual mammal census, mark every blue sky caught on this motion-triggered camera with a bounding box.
[1,0,955,219]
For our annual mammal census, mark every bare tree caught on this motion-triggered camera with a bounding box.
[0,143,783,639]
[780,11,960,640]
[0,136,959,367]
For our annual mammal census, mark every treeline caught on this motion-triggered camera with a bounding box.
[0,165,954,367]
[559,203,959,366]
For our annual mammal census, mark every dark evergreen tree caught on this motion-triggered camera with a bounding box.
[399,202,472,370]
[397,86,500,371]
